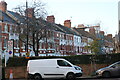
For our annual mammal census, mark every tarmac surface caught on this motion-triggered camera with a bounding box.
[4,78,120,80]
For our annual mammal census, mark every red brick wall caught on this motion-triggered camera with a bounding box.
[5,67,27,79]
[77,64,108,76]
[5,64,108,78]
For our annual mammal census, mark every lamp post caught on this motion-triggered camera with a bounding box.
[26,0,29,53]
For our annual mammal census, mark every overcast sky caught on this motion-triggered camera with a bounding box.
[1,0,120,36]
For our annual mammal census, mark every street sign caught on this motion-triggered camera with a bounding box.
[9,51,12,55]
[8,40,13,57]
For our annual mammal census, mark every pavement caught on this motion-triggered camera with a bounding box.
[3,76,120,80]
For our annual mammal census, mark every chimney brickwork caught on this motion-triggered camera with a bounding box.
[64,20,71,28]
[25,8,34,18]
[46,15,55,23]
[0,1,7,12]
[107,34,112,38]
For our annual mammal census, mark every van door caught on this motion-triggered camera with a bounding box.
[56,60,73,76]
[43,60,73,78]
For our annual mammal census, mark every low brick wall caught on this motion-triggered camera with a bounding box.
[5,67,27,79]
[78,64,108,76]
[5,64,108,78]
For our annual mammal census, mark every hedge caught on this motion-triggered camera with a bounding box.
[6,53,120,67]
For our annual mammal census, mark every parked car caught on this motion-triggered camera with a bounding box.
[27,58,83,80]
[95,61,120,78]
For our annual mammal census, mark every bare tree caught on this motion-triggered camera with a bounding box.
[14,0,48,56]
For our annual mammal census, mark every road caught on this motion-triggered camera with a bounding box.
[5,78,120,80]
[77,78,120,80]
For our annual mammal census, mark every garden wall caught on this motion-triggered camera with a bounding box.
[5,64,108,79]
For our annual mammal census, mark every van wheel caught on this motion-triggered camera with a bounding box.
[66,73,75,80]
[102,71,111,78]
[34,74,43,80]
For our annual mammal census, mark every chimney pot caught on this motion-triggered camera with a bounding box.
[107,34,112,38]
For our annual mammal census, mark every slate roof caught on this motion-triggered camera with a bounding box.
[7,11,25,23]
[56,24,79,36]
[0,10,17,23]
[73,27,96,39]
[35,18,66,33]
[34,18,77,35]
[6,11,67,34]
[0,10,92,38]
[0,8,81,37]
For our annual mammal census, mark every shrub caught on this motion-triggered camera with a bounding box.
[7,53,120,67]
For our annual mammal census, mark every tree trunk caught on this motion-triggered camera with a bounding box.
[32,33,38,56]
[36,33,39,56]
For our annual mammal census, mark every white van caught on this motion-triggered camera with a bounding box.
[27,58,83,80]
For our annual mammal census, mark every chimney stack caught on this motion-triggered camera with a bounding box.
[25,8,34,18]
[107,34,112,38]
[89,27,95,35]
[64,20,71,28]
[78,24,84,28]
[0,1,7,12]
[46,15,55,23]
[77,24,85,31]
[99,31,105,35]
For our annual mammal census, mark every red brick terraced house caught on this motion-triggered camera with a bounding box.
[0,1,20,55]
[0,1,114,56]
